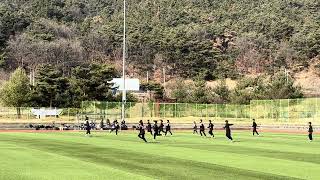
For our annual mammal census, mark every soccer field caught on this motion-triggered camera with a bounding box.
[0,131,319,180]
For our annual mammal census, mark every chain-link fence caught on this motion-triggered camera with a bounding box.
[81,99,320,124]
[1,98,319,124]
[250,98,320,124]
[80,101,250,123]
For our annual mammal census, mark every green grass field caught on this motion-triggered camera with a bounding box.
[0,131,319,180]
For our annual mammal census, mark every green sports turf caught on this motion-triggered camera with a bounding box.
[0,131,319,180]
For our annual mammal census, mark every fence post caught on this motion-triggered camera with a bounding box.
[316,98,318,122]
[215,104,217,120]
[287,99,290,122]
[287,99,289,123]
[153,102,155,118]
[141,101,144,120]
[206,104,208,120]
[81,101,83,121]
[130,102,132,119]
[249,101,251,121]
[224,104,226,119]
[186,103,188,118]
[27,107,29,121]
[178,103,180,118]
[279,99,282,122]
[271,100,273,121]
[106,102,108,119]
[226,104,228,119]
[164,103,166,118]
[263,101,265,121]
[93,101,96,120]
[174,103,177,118]
[235,105,238,121]
[195,103,198,118]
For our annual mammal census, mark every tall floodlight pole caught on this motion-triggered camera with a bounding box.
[121,0,126,121]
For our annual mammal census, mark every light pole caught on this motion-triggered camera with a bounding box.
[121,0,126,121]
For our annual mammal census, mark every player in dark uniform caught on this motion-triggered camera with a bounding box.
[153,120,159,140]
[159,120,165,135]
[208,120,214,138]
[100,117,104,130]
[199,119,206,137]
[224,120,233,141]
[252,119,259,136]
[85,116,91,136]
[146,120,153,135]
[165,120,172,136]
[110,120,120,135]
[308,122,313,142]
[138,120,147,143]
[193,121,198,134]
[115,120,120,135]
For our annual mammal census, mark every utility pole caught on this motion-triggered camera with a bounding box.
[121,0,126,121]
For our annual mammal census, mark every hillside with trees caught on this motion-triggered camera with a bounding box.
[0,0,319,106]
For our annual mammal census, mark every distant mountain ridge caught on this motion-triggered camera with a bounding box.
[0,0,319,81]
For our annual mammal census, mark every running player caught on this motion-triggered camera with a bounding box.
[165,120,172,136]
[110,120,120,135]
[224,120,233,141]
[146,120,153,135]
[308,122,313,142]
[153,120,159,140]
[159,120,165,135]
[199,119,206,137]
[138,120,147,143]
[208,120,214,138]
[85,116,91,136]
[114,120,120,135]
[100,117,104,130]
[252,119,259,136]
[193,121,198,134]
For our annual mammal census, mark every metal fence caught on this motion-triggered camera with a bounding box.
[80,101,250,122]
[0,98,320,124]
[80,98,320,124]
[250,98,320,124]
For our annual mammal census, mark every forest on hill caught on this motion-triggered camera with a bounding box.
[0,0,319,80]
[0,0,318,107]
